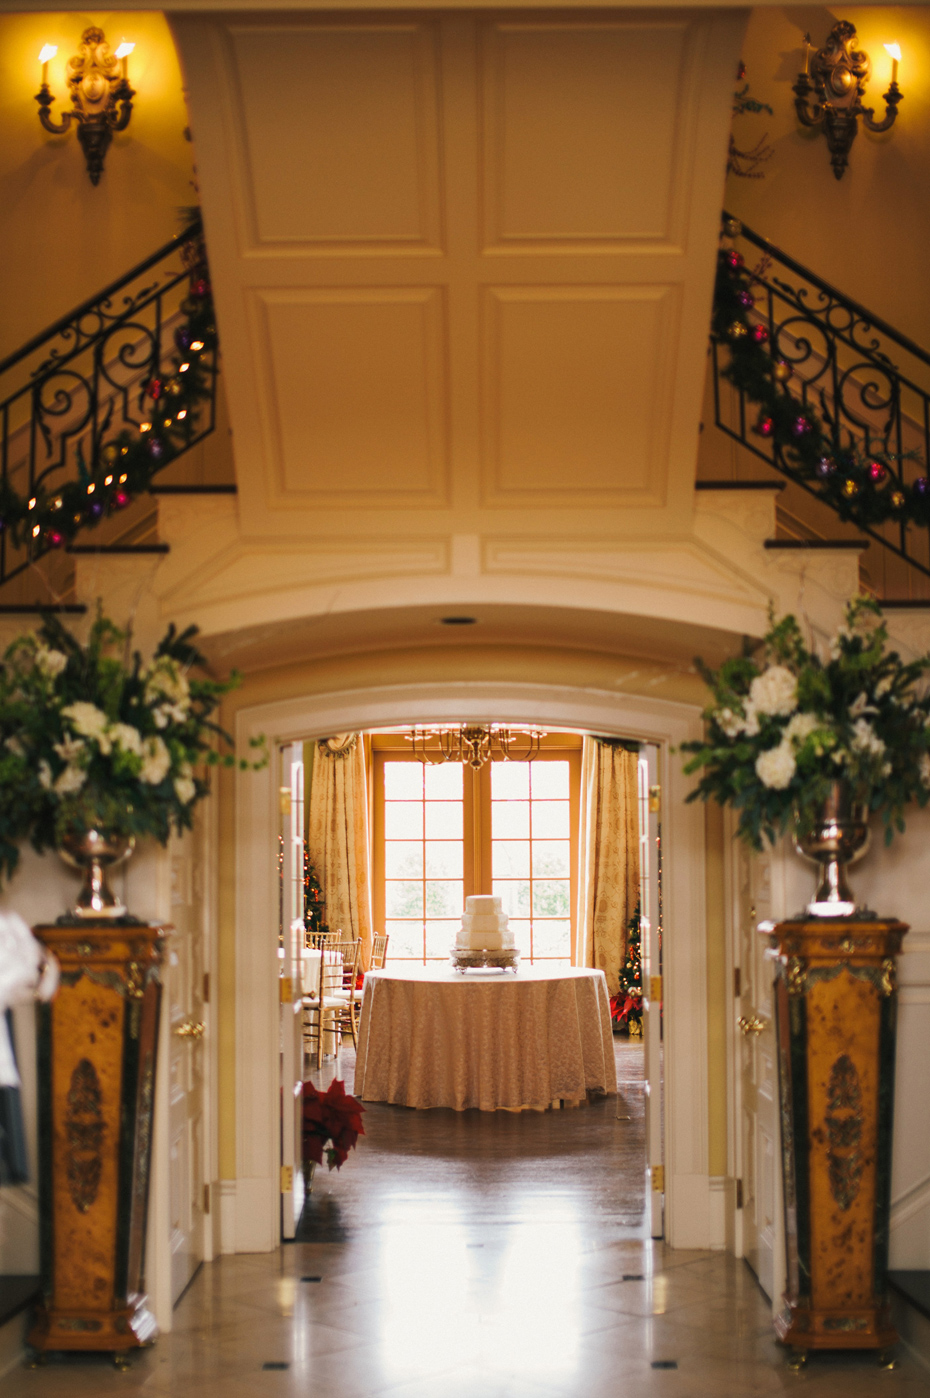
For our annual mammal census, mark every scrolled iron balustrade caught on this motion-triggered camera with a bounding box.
[0,218,217,590]
[712,213,930,586]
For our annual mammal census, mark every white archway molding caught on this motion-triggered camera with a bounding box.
[233,680,714,1252]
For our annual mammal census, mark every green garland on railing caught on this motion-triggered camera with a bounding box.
[0,255,217,553]
[713,223,930,529]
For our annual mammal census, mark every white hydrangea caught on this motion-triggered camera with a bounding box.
[717,707,743,738]
[145,659,190,710]
[755,742,796,790]
[140,736,171,785]
[53,735,85,764]
[175,776,196,805]
[62,702,112,754]
[850,718,885,758]
[153,702,188,730]
[749,665,798,718]
[54,765,86,796]
[785,712,819,745]
[110,723,143,756]
[741,702,760,737]
[35,647,68,678]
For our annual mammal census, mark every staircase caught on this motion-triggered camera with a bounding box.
[698,214,930,605]
[0,217,230,614]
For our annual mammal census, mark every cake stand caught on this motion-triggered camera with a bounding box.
[449,947,520,973]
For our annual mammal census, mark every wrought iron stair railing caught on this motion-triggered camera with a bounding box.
[0,216,218,591]
[710,213,930,589]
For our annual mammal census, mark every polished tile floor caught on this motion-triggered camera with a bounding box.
[8,1042,927,1395]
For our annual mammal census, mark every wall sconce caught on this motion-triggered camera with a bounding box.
[35,27,135,186]
[793,21,902,180]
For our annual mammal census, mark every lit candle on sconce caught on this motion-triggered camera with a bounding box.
[38,44,57,87]
[114,41,135,81]
[884,43,901,85]
[802,33,812,75]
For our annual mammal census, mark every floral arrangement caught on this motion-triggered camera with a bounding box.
[682,597,930,849]
[0,607,260,879]
[301,1079,365,1170]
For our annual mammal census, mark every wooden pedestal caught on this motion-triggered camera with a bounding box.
[764,917,906,1354]
[28,921,166,1360]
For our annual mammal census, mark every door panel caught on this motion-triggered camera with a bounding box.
[640,746,664,1238]
[280,744,306,1240]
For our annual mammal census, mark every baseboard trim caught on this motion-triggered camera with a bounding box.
[217,1179,237,1255]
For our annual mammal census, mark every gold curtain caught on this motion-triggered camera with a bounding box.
[576,737,640,996]
[307,733,373,969]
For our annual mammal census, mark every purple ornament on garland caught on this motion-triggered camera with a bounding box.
[90,502,103,519]
[915,477,929,496]
[816,457,836,477]
[175,328,193,352]
[738,292,754,308]
[792,416,810,436]
[149,439,164,460]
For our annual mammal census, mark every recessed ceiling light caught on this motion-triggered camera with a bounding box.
[440,616,477,626]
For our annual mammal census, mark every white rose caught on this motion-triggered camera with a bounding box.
[755,742,796,790]
[717,707,743,738]
[741,702,760,737]
[140,736,171,785]
[35,647,68,678]
[5,736,25,757]
[174,776,196,805]
[62,702,112,754]
[54,765,86,796]
[749,666,798,717]
[110,723,143,756]
[785,712,819,746]
[145,659,190,709]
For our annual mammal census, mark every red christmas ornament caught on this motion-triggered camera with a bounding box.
[726,250,743,269]
[868,461,887,484]
[113,490,130,509]
[147,377,163,400]
[752,323,768,343]
[47,531,64,548]
[753,416,774,438]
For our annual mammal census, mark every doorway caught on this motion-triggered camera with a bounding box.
[231,678,711,1255]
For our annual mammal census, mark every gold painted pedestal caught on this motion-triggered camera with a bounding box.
[764,918,905,1354]
[29,921,166,1360]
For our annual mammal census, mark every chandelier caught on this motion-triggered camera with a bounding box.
[406,724,546,769]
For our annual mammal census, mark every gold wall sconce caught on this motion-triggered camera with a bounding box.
[36,28,135,185]
[793,21,902,180]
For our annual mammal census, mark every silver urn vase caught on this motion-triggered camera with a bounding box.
[58,828,135,919]
[793,781,870,917]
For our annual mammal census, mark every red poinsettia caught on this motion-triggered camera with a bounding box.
[609,988,643,1026]
[301,1078,365,1170]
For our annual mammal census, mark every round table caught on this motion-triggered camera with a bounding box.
[353,965,617,1112]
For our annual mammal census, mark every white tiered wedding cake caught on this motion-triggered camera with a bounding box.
[451,896,520,970]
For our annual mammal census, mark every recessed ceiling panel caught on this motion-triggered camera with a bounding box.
[256,287,449,507]
[228,21,443,250]
[482,20,690,249]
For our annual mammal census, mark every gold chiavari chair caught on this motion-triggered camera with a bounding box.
[334,933,390,1034]
[306,928,337,951]
[302,938,361,1070]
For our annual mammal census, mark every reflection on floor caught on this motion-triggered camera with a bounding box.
[5,1039,927,1396]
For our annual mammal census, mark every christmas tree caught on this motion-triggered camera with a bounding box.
[610,901,643,1034]
[303,852,328,937]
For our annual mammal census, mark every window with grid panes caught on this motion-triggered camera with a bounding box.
[372,734,581,965]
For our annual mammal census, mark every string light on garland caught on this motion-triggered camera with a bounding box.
[0,232,217,559]
[713,223,928,531]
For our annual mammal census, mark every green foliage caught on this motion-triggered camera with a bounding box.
[0,606,266,882]
[681,597,930,850]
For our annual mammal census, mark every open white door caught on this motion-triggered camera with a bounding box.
[640,746,664,1238]
[734,841,778,1298]
[280,743,305,1241]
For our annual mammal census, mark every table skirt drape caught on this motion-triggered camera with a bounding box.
[353,967,617,1112]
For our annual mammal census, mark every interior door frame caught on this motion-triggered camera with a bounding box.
[233,679,711,1254]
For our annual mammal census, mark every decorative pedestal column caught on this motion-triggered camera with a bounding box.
[28,921,166,1364]
[764,917,905,1356]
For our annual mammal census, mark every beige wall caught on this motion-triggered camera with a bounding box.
[726,7,930,345]
[0,11,195,359]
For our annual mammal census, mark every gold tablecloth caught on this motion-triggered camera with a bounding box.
[353,965,617,1111]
